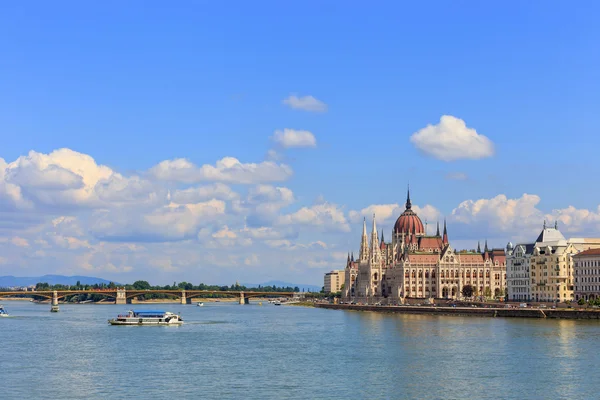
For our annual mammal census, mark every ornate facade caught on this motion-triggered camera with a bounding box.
[342,190,506,303]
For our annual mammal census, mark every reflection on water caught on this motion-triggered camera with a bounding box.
[2,301,600,399]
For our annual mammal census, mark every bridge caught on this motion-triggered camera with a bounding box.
[0,289,299,310]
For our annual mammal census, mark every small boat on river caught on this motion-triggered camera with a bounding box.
[197,302,204,307]
[0,305,9,317]
[108,310,183,325]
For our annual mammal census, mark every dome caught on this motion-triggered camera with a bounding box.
[393,189,425,235]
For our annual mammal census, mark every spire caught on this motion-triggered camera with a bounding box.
[351,252,354,262]
[381,229,384,244]
[442,218,448,244]
[477,241,481,253]
[370,214,381,263]
[347,252,350,263]
[555,221,558,229]
[405,185,412,210]
[484,239,489,252]
[359,217,369,262]
[436,220,440,236]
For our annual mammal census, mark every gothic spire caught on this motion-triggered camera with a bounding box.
[359,217,369,262]
[484,239,489,252]
[347,252,350,263]
[442,218,448,244]
[436,220,440,236]
[405,185,412,210]
[381,229,384,244]
[351,252,354,262]
[477,241,481,253]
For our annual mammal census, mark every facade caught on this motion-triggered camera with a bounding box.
[573,249,600,301]
[343,190,506,304]
[527,223,600,302]
[324,270,345,293]
[506,243,533,301]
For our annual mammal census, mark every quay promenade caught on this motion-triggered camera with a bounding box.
[316,303,600,320]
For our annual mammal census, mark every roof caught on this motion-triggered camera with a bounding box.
[535,227,565,243]
[573,248,600,257]
[133,310,165,314]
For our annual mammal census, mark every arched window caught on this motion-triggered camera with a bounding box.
[412,270,416,278]
[425,271,430,279]
[418,270,423,278]
[432,271,436,278]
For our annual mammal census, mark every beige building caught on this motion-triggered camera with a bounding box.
[324,270,345,293]
[342,190,506,304]
[529,222,600,302]
[573,249,600,301]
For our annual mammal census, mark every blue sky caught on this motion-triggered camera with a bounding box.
[1,2,599,285]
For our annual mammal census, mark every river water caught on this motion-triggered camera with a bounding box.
[1,300,599,399]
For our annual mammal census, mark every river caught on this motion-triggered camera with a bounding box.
[1,300,598,399]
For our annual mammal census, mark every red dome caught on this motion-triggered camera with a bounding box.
[394,209,425,235]
[393,188,425,235]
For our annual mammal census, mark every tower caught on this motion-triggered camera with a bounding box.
[370,214,381,264]
[359,218,369,262]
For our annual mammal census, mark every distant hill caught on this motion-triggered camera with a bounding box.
[243,280,322,292]
[0,275,119,288]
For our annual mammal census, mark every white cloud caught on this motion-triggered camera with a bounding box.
[272,129,317,149]
[410,115,495,161]
[11,236,30,247]
[277,202,350,232]
[149,156,293,184]
[282,94,328,112]
[171,183,238,204]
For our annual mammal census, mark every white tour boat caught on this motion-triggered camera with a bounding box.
[108,310,183,325]
[0,305,9,317]
[197,302,204,307]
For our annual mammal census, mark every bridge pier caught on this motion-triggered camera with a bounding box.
[115,288,127,305]
[51,290,59,312]
[239,292,245,305]
[181,290,191,304]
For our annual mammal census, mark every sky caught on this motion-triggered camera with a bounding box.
[1,1,600,285]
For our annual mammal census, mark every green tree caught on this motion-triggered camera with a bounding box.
[461,285,474,298]
[132,280,151,290]
[294,286,300,292]
[484,287,492,298]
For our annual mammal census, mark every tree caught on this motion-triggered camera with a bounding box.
[461,285,474,298]
[484,287,492,298]
[132,280,151,290]
[294,286,300,292]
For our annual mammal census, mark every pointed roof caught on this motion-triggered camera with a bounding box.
[442,218,448,244]
[362,217,367,237]
[405,185,412,210]
[436,221,440,236]
[477,241,481,253]
[484,240,489,252]
[381,229,384,244]
[351,252,354,262]
[535,224,565,243]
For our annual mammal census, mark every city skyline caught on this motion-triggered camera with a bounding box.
[2,2,600,285]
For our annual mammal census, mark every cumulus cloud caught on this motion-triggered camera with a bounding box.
[148,156,293,184]
[282,94,328,112]
[277,202,350,232]
[272,129,317,149]
[410,115,495,161]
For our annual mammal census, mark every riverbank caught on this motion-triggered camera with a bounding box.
[316,303,600,320]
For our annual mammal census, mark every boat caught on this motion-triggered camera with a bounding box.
[197,302,204,307]
[108,310,183,325]
[50,305,60,312]
[273,300,281,306]
[0,305,9,317]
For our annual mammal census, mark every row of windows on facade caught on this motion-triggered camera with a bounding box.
[575,276,600,283]
[575,269,600,275]
[402,270,503,279]
[576,285,600,292]
[576,260,600,267]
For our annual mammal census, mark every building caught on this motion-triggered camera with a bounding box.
[324,270,345,293]
[506,243,533,301]
[342,190,506,304]
[573,249,600,301]
[528,223,600,302]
